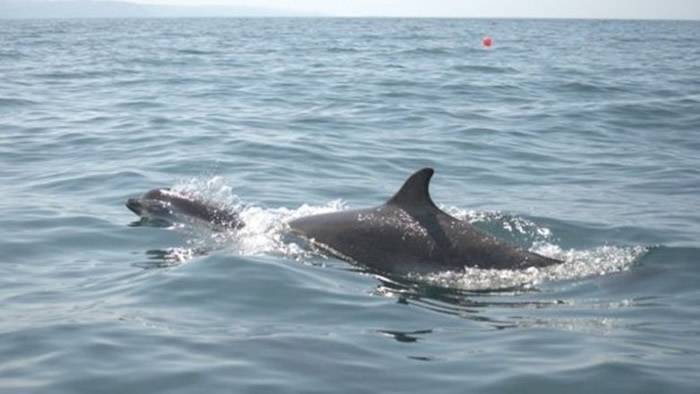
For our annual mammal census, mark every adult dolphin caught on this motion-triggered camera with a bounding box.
[288,168,561,275]
[126,188,243,230]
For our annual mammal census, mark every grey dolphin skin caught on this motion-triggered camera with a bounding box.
[126,188,243,230]
[288,168,561,275]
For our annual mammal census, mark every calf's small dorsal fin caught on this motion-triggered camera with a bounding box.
[386,168,439,211]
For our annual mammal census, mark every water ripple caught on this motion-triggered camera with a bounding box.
[1,18,699,394]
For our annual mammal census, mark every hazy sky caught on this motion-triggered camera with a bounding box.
[134,0,700,19]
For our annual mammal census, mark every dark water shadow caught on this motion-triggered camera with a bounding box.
[377,329,433,343]
[128,217,173,228]
[372,274,566,328]
[131,248,209,269]
[127,217,229,269]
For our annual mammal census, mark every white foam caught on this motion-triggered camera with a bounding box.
[172,176,243,212]
[166,177,346,259]
[162,247,198,263]
[410,244,647,291]
[233,200,346,258]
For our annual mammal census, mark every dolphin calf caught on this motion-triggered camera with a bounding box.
[288,168,561,275]
[126,188,243,230]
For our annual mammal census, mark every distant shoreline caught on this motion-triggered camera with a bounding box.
[0,0,700,21]
[1,0,699,21]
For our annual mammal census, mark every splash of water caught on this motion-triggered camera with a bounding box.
[443,206,555,244]
[233,200,346,258]
[172,175,243,213]
[410,244,646,291]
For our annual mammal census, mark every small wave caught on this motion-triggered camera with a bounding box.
[326,47,360,53]
[396,47,451,56]
[604,100,681,119]
[452,64,518,74]
[33,70,107,80]
[0,49,26,59]
[116,100,164,109]
[557,81,625,94]
[176,48,219,55]
[0,97,39,107]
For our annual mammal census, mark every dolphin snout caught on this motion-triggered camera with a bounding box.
[126,198,143,215]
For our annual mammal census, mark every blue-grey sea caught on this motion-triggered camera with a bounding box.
[1,18,700,393]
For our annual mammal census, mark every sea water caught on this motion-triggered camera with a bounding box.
[1,18,699,393]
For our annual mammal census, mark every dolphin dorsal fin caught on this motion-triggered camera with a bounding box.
[386,168,439,211]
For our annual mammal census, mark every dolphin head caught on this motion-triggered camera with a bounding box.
[126,188,178,222]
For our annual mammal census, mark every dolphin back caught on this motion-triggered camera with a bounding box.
[288,168,562,275]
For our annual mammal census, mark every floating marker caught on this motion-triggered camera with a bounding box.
[482,36,493,48]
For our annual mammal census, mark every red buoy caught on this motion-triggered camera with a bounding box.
[482,36,493,48]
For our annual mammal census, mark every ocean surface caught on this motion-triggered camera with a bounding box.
[1,18,699,393]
